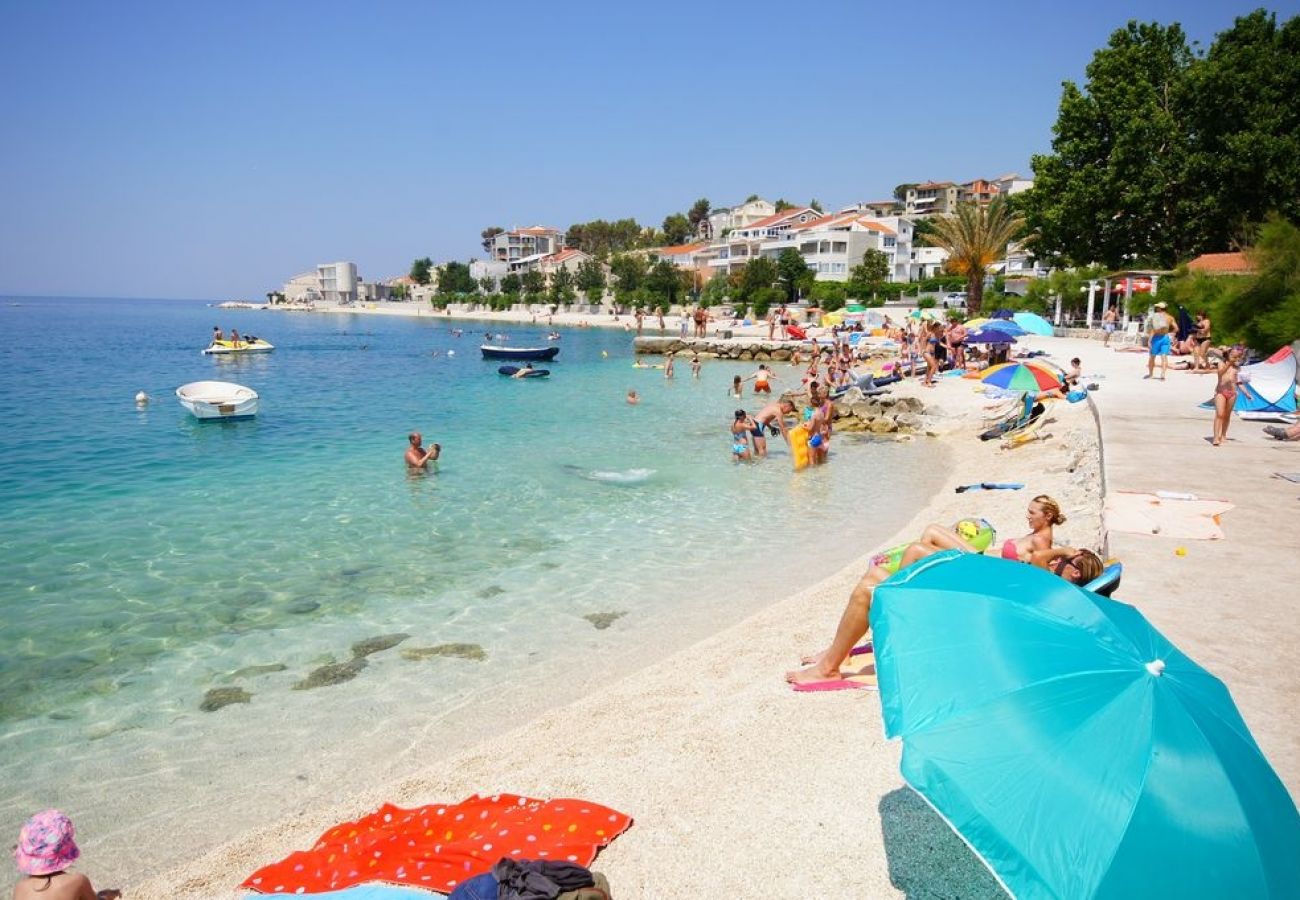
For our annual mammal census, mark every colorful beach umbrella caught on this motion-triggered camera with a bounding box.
[979,361,1062,391]
[1012,311,1054,336]
[908,308,942,321]
[872,552,1300,900]
[964,317,992,329]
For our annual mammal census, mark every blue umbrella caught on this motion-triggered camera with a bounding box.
[979,319,1027,337]
[872,551,1300,900]
[991,308,1014,319]
[963,330,1017,345]
[1012,311,1054,336]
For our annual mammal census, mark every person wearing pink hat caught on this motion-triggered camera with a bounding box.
[12,810,119,900]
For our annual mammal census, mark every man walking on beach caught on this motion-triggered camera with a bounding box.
[405,431,441,469]
[1145,301,1176,381]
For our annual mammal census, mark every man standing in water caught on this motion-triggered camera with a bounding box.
[752,398,796,457]
[405,431,441,469]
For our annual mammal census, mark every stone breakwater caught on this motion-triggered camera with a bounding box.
[634,336,801,361]
[792,386,928,435]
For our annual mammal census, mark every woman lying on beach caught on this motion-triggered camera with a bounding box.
[787,498,1097,686]
[12,810,120,900]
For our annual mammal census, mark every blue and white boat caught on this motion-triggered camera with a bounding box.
[176,381,259,420]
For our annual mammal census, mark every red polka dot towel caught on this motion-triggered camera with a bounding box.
[241,793,632,895]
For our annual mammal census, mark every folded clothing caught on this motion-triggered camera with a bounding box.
[242,794,632,896]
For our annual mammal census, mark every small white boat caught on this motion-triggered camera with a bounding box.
[202,338,275,355]
[176,381,259,420]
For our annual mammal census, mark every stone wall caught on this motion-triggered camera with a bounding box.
[782,386,927,436]
[633,337,797,360]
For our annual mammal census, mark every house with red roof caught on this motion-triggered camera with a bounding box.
[707,207,823,276]
[758,213,926,283]
[1186,252,1254,276]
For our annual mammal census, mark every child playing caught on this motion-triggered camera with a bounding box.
[1211,346,1252,447]
[12,810,120,900]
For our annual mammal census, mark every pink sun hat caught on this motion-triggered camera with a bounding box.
[14,810,80,876]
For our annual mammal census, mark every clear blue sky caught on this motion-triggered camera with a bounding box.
[1,0,1294,299]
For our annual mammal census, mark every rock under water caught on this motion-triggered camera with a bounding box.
[583,611,627,630]
[292,659,368,690]
[350,633,411,659]
[225,663,288,681]
[476,585,506,599]
[401,643,488,662]
[200,686,252,712]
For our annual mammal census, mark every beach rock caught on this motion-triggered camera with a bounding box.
[200,687,252,712]
[770,349,791,360]
[293,659,368,690]
[351,633,411,658]
[895,396,925,413]
[583,611,627,630]
[286,600,320,615]
[869,417,899,434]
[839,387,866,405]
[401,643,488,662]
[476,585,506,599]
[895,412,923,431]
[227,663,288,680]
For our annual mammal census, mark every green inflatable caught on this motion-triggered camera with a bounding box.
[870,518,996,575]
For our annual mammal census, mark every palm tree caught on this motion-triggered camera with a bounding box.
[925,197,1024,315]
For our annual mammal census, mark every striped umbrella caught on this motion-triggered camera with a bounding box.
[979,361,1063,392]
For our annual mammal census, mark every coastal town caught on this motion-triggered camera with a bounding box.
[4,4,1300,900]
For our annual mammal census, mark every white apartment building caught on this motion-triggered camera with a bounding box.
[910,246,950,279]
[994,172,1033,196]
[282,261,358,305]
[484,226,566,268]
[756,213,919,283]
[905,182,959,217]
[700,198,777,240]
[707,207,822,277]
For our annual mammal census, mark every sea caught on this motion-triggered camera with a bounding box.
[0,297,946,877]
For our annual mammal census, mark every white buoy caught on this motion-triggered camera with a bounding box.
[447,350,455,357]
[135,391,149,405]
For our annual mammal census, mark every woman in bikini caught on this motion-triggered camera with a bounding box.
[922,322,940,387]
[1212,345,1252,446]
[1193,310,1212,371]
[897,494,1063,569]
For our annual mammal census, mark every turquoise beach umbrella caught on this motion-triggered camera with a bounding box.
[872,551,1300,900]
[1012,311,1054,336]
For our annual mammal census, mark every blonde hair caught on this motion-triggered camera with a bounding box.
[1032,494,1066,525]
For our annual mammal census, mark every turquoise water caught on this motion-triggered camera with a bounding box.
[0,298,944,874]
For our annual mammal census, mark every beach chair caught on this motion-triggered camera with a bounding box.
[1001,414,1050,448]
[979,392,1043,441]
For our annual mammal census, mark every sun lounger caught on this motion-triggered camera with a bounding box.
[980,393,1044,441]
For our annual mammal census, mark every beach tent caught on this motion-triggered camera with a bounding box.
[1200,346,1298,414]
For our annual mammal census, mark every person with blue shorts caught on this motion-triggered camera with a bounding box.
[1145,301,1176,381]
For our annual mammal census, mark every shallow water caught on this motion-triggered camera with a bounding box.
[0,298,944,875]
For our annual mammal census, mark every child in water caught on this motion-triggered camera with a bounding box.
[11,810,120,900]
[730,375,743,398]
[626,389,640,405]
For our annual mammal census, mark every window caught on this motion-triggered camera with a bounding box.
[884,237,896,248]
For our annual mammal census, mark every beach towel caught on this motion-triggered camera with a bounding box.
[244,887,430,900]
[242,794,632,896]
[1104,492,1234,540]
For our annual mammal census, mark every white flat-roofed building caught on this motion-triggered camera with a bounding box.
[317,261,358,304]
[993,172,1034,196]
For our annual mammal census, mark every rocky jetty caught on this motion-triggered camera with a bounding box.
[633,337,797,361]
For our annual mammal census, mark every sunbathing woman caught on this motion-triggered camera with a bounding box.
[788,496,1082,686]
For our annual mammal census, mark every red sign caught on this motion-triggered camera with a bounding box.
[1127,278,1154,293]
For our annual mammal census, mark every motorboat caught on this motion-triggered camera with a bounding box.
[203,338,275,355]
[176,381,259,420]
[480,345,560,361]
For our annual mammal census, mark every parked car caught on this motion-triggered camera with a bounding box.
[941,292,967,309]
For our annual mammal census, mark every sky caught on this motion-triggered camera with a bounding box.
[2,0,1296,299]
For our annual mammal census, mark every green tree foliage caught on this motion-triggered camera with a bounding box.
[749,287,784,319]
[500,273,522,297]
[477,276,496,295]
[925,198,1025,315]
[644,260,686,306]
[808,280,848,312]
[736,257,779,306]
[1218,215,1300,351]
[520,270,546,298]
[809,198,823,213]
[409,257,434,285]
[774,199,795,212]
[1023,10,1300,268]
[608,253,649,301]
[893,183,917,202]
[745,194,761,203]
[661,213,692,246]
[565,219,644,257]
[850,249,891,288]
[549,266,576,304]
[575,257,606,302]
[687,198,711,232]
[699,274,729,308]
[480,227,504,253]
[437,261,477,295]
[776,248,812,302]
